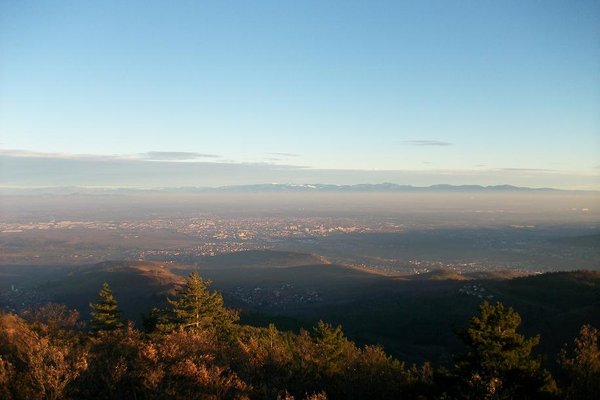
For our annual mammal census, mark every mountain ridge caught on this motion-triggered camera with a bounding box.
[0,183,580,195]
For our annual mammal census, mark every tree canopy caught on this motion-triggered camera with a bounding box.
[89,282,123,332]
[559,324,600,400]
[159,271,239,335]
[452,301,555,399]
[3,277,598,400]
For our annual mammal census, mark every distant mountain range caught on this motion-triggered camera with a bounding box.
[0,183,573,195]
[208,183,561,193]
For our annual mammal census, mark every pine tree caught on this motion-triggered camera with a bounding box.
[90,282,123,332]
[313,320,347,375]
[164,271,238,334]
[559,324,600,400]
[452,301,556,399]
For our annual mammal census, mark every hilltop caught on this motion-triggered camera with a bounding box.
[289,269,600,364]
[36,261,185,321]
[2,253,598,368]
[407,269,529,281]
[176,249,330,269]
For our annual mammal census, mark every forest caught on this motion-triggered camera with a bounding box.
[0,271,598,400]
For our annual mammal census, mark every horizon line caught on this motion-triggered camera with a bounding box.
[1,182,597,193]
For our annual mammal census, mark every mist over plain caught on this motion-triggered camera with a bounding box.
[2,191,598,225]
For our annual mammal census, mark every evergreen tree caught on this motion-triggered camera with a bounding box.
[90,282,124,332]
[312,320,348,375]
[559,324,600,400]
[452,301,555,399]
[162,271,238,334]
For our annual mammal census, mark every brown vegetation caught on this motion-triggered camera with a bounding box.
[0,273,598,399]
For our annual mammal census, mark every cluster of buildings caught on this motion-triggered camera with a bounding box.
[231,284,322,308]
[459,284,495,300]
[0,285,48,314]
[0,216,382,241]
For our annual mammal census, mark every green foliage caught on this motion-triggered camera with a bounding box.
[345,345,414,399]
[158,271,239,336]
[278,320,430,399]
[234,324,295,398]
[312,321,348,376]
[89,283,124,332]
[558,324,600,400]
[451,301,556,399]
[141,306,171,335]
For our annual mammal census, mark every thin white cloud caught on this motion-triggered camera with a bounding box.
[1,149,597,190]
[142,151,220,161]
[267,152,300,157]
[0,149,221,162]
[0,149,95,159]
[501,168,556,172]
[402,140,453,146]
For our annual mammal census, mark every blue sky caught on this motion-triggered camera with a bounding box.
[1,1,599,188]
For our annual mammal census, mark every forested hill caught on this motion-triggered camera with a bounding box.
[1,260,599,369]
[0,270,599,399]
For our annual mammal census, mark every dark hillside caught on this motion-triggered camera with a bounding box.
[485,270,600,360]
[191,250,330,269]
[36,261,184,322]
[279,270,600,367]
[1,257,598,371]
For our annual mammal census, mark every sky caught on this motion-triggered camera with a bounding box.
[1,0,599,189]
